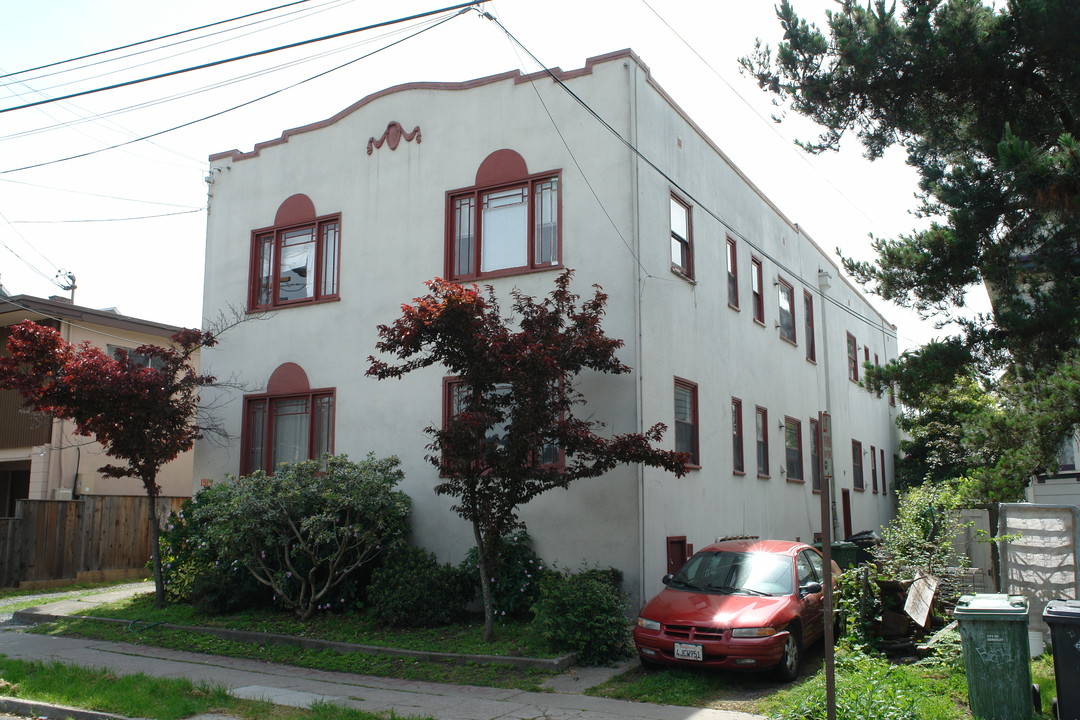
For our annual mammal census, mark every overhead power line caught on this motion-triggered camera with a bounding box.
[0,0,318,80]
[0,1,489,116]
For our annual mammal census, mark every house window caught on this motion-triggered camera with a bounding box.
[804,291,816,362]
[443,378,560,467]
[785,417,803,481]
[670,194,693,278]
[447,152,560,281]
[107,345,166,371]
[846,333,859,382]
[778,277,796,343]
[880,448,887,494]
[864,345,870,367]
[242,391,334,475]
[871,444,878,493]
[732,398,745,474]
[852,440,864,490]
[727,238,739,308]
[751,258,764,323]
[1058,436,1076,472]
[809,417,822,492]
[250,215,340,310]
[674,378,699,466]
[756,406,769,477]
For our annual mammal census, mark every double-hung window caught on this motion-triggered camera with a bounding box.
[674,378,699,466]
[670,195,693,278]
[756,406,769,477]
[443,378,561,467]
[852,440,864,490]
[871,445,879,492]
[809,417,822,492]
[242,391,334,474]
[732,398,745,473]
[846,333,859,382]
[751,258,764,323]
[785,417,803,481]
[726,238,739,308]
[448,174,560,281]
[778,277,796,343]
[804,291,816,362]
[250,216,340,310]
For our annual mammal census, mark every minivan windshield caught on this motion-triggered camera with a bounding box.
[669,550,795,596]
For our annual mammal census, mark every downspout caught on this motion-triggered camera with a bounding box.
[628,59,647,609]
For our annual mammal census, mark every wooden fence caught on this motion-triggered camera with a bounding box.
[0,496,186,587]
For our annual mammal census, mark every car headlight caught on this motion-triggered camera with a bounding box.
[636,617,661,631]
[731,627,779,638]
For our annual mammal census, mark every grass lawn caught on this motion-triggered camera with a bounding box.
[0,655,432,720]
[26,591,561,691]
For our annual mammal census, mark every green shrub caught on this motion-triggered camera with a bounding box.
[461,531,545,620]
[875,483,967,579]
[367,546,475,627]
[835,565,882,650]
[531,565,631,666]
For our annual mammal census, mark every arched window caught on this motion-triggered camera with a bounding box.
[446,149,561,281]
[241,363,335,474]
[249,194,340,310]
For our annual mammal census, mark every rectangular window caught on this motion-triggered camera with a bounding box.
[804,291,816,362]
[871,444,878,493]
[242,391,335,474]
[852,440,864,490]
[846,333,859,382]
[751,258,764,323]
[106,344,166,371]
[864,345,870,366]
[250,216,341,311]
[778,277,796,343]
[444,378,560,468]
[732,398,744,473]
[670,195,693,278]
[727,238,739,308]
[756,406,769,477]
[674,379,699,466]
[448,174,560,281]
[880,448,887,494]
[785,417,803,481]
[810,417,822,492]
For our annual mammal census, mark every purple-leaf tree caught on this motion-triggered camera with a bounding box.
[0,321,216,607]
[367,270,688,641]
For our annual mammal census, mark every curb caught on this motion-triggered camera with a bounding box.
[0,696,140,720]
[13,610,576,671]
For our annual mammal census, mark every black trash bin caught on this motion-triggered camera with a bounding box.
[845,530,881,565]
[1043,599,1080,720]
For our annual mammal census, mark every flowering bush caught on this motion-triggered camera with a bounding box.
[461,531,547,620]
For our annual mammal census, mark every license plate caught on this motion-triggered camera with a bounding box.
[674,642,703,661]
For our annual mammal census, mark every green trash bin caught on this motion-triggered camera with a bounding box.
[813,541,857,569]
[955,594,1036,720]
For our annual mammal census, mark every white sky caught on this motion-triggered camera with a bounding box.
[0,0,988,351]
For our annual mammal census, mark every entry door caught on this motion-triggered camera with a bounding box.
[841,489,853,539]
[666,536,688,575]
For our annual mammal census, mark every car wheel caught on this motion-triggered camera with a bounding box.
[775,629,801,682]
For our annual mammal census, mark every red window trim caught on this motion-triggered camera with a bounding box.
[670,193,694,280]
[240,388,336,475]
[784,415,803,482]
[804,291,817,363]
[445,169,563,282]
[726,237,739,309]
[777,276,796,344]
[755,405,769,478]
[674,377,700,468]
[852,439,865,491]
[248,214,341,312]
[846,333,859,382]
[751,257,765,324]
[732,397,745,475]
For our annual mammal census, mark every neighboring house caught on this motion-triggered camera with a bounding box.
[195,49,900,606]
[0,293,196,513]
[1028,436,1080,507]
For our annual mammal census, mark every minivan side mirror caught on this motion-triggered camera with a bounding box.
[662,574,674,585]
[800,581,823,596]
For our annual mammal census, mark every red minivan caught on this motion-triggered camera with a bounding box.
[632,538,835,681]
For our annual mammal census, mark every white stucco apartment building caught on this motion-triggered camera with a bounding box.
[195,50,899,605]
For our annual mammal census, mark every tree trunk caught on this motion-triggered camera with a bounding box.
[988,503,1001,592]
[473,520,495,643]
[146,489,165,609]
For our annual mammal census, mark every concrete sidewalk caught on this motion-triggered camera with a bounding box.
[0,586,766,720]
